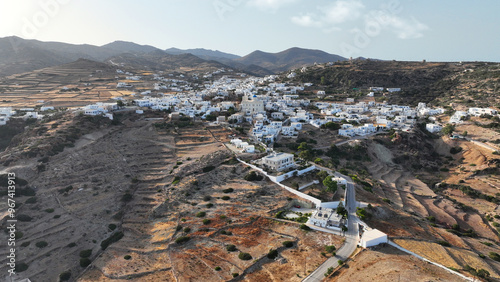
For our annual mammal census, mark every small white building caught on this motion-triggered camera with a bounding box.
[386,88,401,93]
[468,107,498,117]
[230,138,242,147]
[84,109,100,116]
[309,207,343,229]
[271,112,284,120]
[262,152,294,171]
[40,106,55,111]
[359,228,388,248]
[243,145,255,153]
[426,123,442,133]
[290,122,302,130]
[449,111,468,124]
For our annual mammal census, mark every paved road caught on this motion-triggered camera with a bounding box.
[465,137,499,152]
[303,179,359,282]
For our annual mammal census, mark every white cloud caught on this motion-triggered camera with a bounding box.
[368,12,429,39]
[290,0,365,31]
[291,14,322,28]
[322,1,364,24]
[247,0,298,10]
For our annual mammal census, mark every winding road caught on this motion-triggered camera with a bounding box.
[303,176,359,282]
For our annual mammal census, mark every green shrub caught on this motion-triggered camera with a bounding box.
[121,193,133,202]
[203,195,211,201]
[489,252,500,262]
[238,252,252,260]
[382,198,391,204]
[35,241,48,248]
[67,242,77,248]
[299,224,311,231]
[267,249,278,259]
[203,166,215,172]
[223,188,234,193]
[80,258,91,267]
[172,176,181,185]
[437,240,451,247]
[124,255,132,260]
[244,171,263,181]
[232,273,239,278]
[108,224,117,231]
[45,208,54,213]
[59,271,71,281]
[17,214,32,222]
[196,211,206,217]
[21,242,30,247]
[101,231,124,250]
[282,241,294,248]
[215,266,221,271]
[206,203,214,208]
[203,219,211,225]
[183,227,191,233]
[222,196,230,200]
[79,249,92,258]
[226,244,237,252]
[175,236,190,244]
[325,245,336,253]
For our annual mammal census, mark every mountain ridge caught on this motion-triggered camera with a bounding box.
[0,36,349,77]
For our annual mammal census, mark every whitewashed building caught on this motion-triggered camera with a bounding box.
[359,228,388,248]
[426,123,442,133]
[262,153,295,171]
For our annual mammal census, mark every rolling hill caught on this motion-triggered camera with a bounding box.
[234,47,347,73]
[0,37,349,77]
[106,51,229,73]
[165,47,240,61]
[102,40,161,54]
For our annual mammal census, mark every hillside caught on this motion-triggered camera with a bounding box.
[0,37,352,77]
[292,60,500,107]
[106,51,229,73]
[102,40,161,54]
[235,47,347,73]
[165,47,240,61]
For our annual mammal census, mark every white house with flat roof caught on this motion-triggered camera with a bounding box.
[309,207,343,229]
[359,228,388,248]
[262,152,295,172]
[468,107,497,117]
[426,123,442,133]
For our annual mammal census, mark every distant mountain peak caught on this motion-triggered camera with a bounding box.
[235,48,346,73]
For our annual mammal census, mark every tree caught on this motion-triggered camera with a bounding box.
[314,158,324,164]
[323,176,338,193]
[321,122,341,130]
[462,131,468,137]
[298,150,313,161]
[477,268,490,279]
[117,100,125,107]
[320,76,326,85]
[317,170,329,182]
[298,142,311,151]
[336,202,348,218]
[441,124,455,135]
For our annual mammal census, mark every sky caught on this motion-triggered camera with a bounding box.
[0,0,499,61]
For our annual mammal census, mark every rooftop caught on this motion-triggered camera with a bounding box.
[263,152,293,162]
